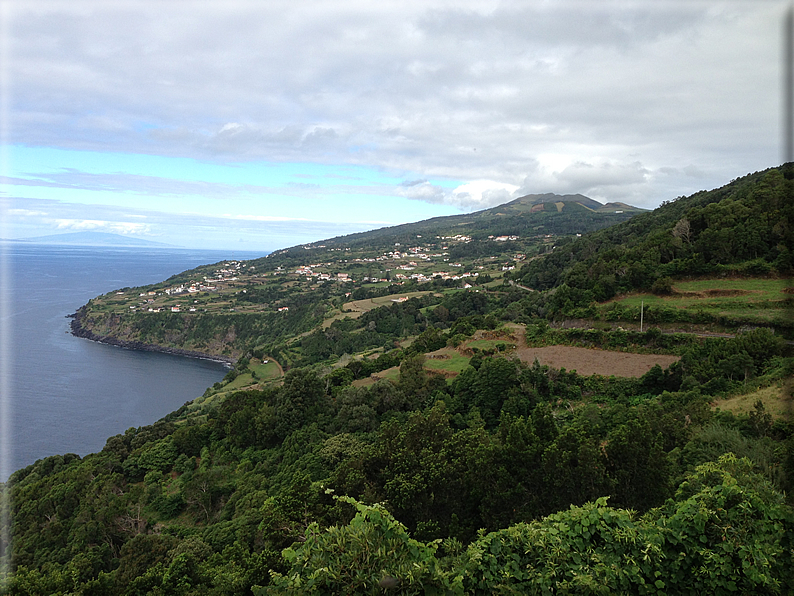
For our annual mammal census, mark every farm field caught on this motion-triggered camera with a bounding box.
[249,358,282,380]
[190,357,285,410]
[423,348,471,376]
[612,278,787,309]
[605,277,791,328]
[325,290,439,328]
[514,345,680,378]
[342,290,436,313]
[354,323,684,385]
[321,309,363,328]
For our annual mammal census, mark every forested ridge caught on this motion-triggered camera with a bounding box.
[2,166,794,594]
[516,165,794,299]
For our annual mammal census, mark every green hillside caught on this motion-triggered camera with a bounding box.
[274,192,644,255]
[517,165,793,298]
[2,167,794,594]
[65,192,645,365]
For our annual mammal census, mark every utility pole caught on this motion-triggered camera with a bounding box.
[786,5,793,163]
[640,300,644,333]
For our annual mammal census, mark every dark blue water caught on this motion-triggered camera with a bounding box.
[2,244,265,480]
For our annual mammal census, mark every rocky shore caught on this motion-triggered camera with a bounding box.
[68,307,235,366]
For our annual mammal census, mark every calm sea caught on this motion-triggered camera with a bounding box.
[2,244,265,481]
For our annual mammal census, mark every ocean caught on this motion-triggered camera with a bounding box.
[1,243,265,481]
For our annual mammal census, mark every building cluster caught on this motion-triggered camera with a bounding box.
[437,234,472,242]
[294,266,354,283]
[201,260,243,285]
[392,270,479,284]
[164,282,217,296]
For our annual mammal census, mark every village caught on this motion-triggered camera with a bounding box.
[99,231,535,318]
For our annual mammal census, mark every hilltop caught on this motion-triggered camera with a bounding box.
[281,192,645,254]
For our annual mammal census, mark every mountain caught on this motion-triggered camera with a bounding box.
[482,192,604,214]
[12,231,178,248]
[479,193,648,216]
[278,192,646,255]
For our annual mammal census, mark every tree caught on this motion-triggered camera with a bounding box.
[263,496,462,595]
[672,217,692,244]
[605,417,670,510]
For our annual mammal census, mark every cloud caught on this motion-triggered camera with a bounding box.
[7,208,48,217]
[54,219,152,235]
[396,180,448,204]
[4,168,402,205]
[4,0,783,212]
[4,171,259,198]
[553,161,649,190]
[223,214,311,222]
[449,180,519,209]
[4,196,387,250]
[395,178,520,209]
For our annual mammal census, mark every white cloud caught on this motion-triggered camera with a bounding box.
[396,179,520,209]
[54,219,151,235]
[223,214,310,222]
[7,209,47,217]
[4,0,785,212]
[5,196,389,250]
[450,180,520,209]
[395,180,448,204]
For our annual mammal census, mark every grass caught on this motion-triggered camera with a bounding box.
[713,382,793,420]
[614,278,787,310]
[343,291,434,313]
[423,349,471,375]
[605,278,790,328]
[374,366,401,382]
[223,372,259,390]
[194,360,284,408]
[321,310,363,328]
[250,359,281,380]
[675,278,787,295]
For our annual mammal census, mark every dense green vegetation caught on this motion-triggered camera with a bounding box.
[2,329,792,593]
[2,167,793,594]
[516,167,793,299]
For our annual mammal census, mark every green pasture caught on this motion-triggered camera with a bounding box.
[423,350,471,375]
[675,278,787,294]
[343,290,434,313]
[222,372,259,391]
[374,366,401,382]
[614,278,787,309]
[321,310,363,328]
[250,359,281,380]
[606,279,789,326]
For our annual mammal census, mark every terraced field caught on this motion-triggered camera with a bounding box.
[606,278,791,328]
[514,345,680,378]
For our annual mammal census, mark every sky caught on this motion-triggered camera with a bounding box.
[0,0,788,252]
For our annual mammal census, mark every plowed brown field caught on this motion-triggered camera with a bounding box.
[514,345,679,378]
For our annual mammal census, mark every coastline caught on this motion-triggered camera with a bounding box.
[68,307,236,367]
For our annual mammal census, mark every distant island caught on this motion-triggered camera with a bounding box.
[5,231,179,248]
